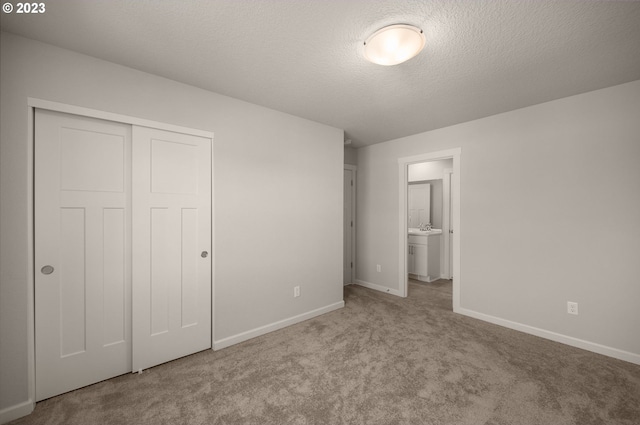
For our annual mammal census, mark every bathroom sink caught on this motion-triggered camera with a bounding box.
[408,228,442,235]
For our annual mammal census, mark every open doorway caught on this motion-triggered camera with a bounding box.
[344,165,356,285]
[398,148,461,311]
[407,159,451,283]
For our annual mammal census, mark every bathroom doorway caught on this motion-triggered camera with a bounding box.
[344,165,356,285]
[398,148,461,311]
[407,159,451,283]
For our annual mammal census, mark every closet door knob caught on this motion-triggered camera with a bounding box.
[41,265,54,275]
[201,251,208,258]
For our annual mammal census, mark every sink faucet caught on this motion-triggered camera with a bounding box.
[419,222,432,231]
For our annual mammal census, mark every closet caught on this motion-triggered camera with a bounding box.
[34,109,212,401]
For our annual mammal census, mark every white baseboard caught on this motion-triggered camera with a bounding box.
[213,301,345,350]
[353,279,402,297]
[457,307,640,366]
[0,398,34,424]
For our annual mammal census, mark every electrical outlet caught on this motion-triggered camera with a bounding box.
[294,286,300,298]
[376,264,381,272]
[567,301,578,315]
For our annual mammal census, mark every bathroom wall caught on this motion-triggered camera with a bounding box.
[344,146,358,166]
[408,159,452,181]
[356,80,640,362]
[0,32,344,417]
[408,180,443,229]
[408,158,450,229]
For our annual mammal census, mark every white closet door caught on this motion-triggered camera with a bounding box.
[132,126,212,371]
[35,110,132,401]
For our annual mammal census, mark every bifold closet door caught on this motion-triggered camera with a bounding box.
[132,126,212,372]
[35,110,132,401]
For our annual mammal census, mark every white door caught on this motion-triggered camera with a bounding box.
[343,168,354,285]
[132,126,212,371]
[408,183,430,228]
[35,110,132,401]
[407,244,415,275]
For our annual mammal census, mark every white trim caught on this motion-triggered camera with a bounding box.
[27,98,214,139]
[397,149,461,311]
[399,164,407,298]
[458,307,640,366]
[353,279,403,297]
[26,105,36,412]
[213,301,345,350]
[344,165,357,285]
[442,169,453,280]
[0,399,34,424]
[211,128,216,351]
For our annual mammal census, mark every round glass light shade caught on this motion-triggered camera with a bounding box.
[364,24,425,66]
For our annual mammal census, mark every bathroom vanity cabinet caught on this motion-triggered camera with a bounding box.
[408,232,441,282]
[408,239,428,277]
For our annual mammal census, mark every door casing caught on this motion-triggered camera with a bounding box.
[442,169,453,280]
[397,148,461,309]
[344,165,357,285]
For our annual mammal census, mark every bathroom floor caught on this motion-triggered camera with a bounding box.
[408,277,452,306]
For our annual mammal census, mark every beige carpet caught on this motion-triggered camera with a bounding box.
[11,280,640,425]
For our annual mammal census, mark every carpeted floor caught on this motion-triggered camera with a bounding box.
[10,280,640,425]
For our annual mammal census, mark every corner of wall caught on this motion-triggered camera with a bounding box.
[0,399,34,424]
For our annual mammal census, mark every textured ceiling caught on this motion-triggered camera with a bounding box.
[2,1,640,147]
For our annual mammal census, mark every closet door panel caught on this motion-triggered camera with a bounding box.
[35,109,132,401]
[103,208,127,345]
[180,208,200,327]
[132,126,212,372]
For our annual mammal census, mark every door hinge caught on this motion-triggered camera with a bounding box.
[350,262,353,268]
[351,180,353,186]
[350,221,353,227]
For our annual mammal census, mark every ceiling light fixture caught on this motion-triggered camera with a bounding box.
[363,24,425,66]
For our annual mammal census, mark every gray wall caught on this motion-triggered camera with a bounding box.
[408,159,452,181]
[344,146,358,166]
[408,180,443,229]
[356,80,640,358]
[0,32,344,412]
[408,159,451,229]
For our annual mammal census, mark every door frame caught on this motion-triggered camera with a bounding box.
[344,165,357,284]
[442,168,453,280]
[26,98,215,406]
[397,148,461,311]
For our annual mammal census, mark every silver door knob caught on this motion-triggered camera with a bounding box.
[41,265,54,275]
[201,251,208,258]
